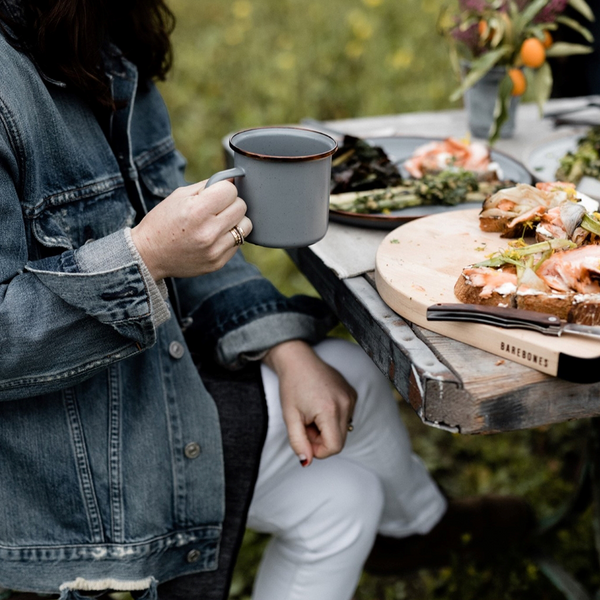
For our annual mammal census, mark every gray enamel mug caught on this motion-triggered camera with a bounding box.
[206,126,338,248]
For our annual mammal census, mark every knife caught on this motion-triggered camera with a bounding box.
[426,303,600,340]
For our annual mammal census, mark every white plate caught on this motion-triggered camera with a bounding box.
[526,134,582,182]
[525,129,600,198]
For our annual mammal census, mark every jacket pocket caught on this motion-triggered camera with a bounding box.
[31,177,135,252]
[137,141,187,210]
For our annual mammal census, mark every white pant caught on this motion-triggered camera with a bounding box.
[246,338,446,600]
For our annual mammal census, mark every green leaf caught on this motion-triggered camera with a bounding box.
[545,41,595,57]
[489,15,507,48]
[529,62,553,116]
[449,47,512,102]
[436,2,456,33]
[489,74,513,145]
[516,0,550,31]
[447,43,462,80]
[528,24,551,39]
[555,16,594,43]
[568,0,595,22]
[582,213,600,236]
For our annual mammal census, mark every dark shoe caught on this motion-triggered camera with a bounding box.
[364,495,536,575]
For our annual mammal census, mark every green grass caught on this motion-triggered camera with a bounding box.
[161,1,600,598]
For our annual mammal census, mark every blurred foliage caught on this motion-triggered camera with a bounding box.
[160,1,600,598]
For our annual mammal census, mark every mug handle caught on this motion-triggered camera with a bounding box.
[206,166,246,188]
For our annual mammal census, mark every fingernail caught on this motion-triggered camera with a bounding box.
[298,454,308,467]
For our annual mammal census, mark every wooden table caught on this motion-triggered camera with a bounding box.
[289,97,600,436]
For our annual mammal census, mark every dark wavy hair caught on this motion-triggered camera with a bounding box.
[1,0,175,109]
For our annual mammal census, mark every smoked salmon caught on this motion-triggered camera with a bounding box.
[479,182,599,239]
[403,138,499,179]
[536,245,600,295]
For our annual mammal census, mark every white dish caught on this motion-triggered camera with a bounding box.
[525,129,600,198]
[526,134,581,182]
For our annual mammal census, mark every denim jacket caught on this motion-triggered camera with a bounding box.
[0,8,335,597]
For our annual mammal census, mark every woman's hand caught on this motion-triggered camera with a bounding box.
[263,340,357,467]
[130,180,252,280]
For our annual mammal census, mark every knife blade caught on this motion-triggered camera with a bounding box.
[426,303,600,340]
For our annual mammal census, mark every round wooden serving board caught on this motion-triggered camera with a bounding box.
[375,208,600,381]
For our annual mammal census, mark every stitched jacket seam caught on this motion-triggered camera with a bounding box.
[0,344,139,391]
[134,137,176,170]
[0,525,222,556]
[22,175,126,215]
[0,93,24,198]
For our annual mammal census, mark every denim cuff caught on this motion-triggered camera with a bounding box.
[26,230,160,347]
[74,228,136,273]
[75,228,171,328]
[216,311,335,369]
[123,228,170,327]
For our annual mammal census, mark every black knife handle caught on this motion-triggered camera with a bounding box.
[426,303,563,335]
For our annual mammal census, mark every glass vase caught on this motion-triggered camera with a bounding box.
[463,65,519,140]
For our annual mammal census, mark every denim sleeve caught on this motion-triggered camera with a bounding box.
[176,252,338,369]
[0,145,165,399]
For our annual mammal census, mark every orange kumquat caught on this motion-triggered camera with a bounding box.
[508,68,527,96]
[520,37,546,68]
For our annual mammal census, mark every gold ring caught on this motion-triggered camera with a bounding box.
[236,224,246,240]
[229,226,244,246]
[347,418,354,432]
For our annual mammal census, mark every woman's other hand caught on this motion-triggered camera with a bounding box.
[263,340,357,467]
[130,180,253,280]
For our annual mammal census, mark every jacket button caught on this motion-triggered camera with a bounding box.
[169,341,185,359]
[184,442,201,459]
[186,549,201,563]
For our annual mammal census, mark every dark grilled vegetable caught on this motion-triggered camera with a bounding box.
[556,126,600,185]
[330,135,404,194]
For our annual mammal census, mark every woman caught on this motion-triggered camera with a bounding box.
[0,2,533,600]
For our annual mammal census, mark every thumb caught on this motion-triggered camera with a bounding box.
[284,412,314,467]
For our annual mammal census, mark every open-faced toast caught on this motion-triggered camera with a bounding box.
[454,266,516,307]
[456,181,600,325]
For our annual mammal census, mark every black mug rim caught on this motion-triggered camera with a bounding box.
[229,126,338,162]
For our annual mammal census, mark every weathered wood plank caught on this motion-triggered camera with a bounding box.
[415,328,548,395]
[412,328,600,433]
[343,277,468,431]
[361,272,584,433]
